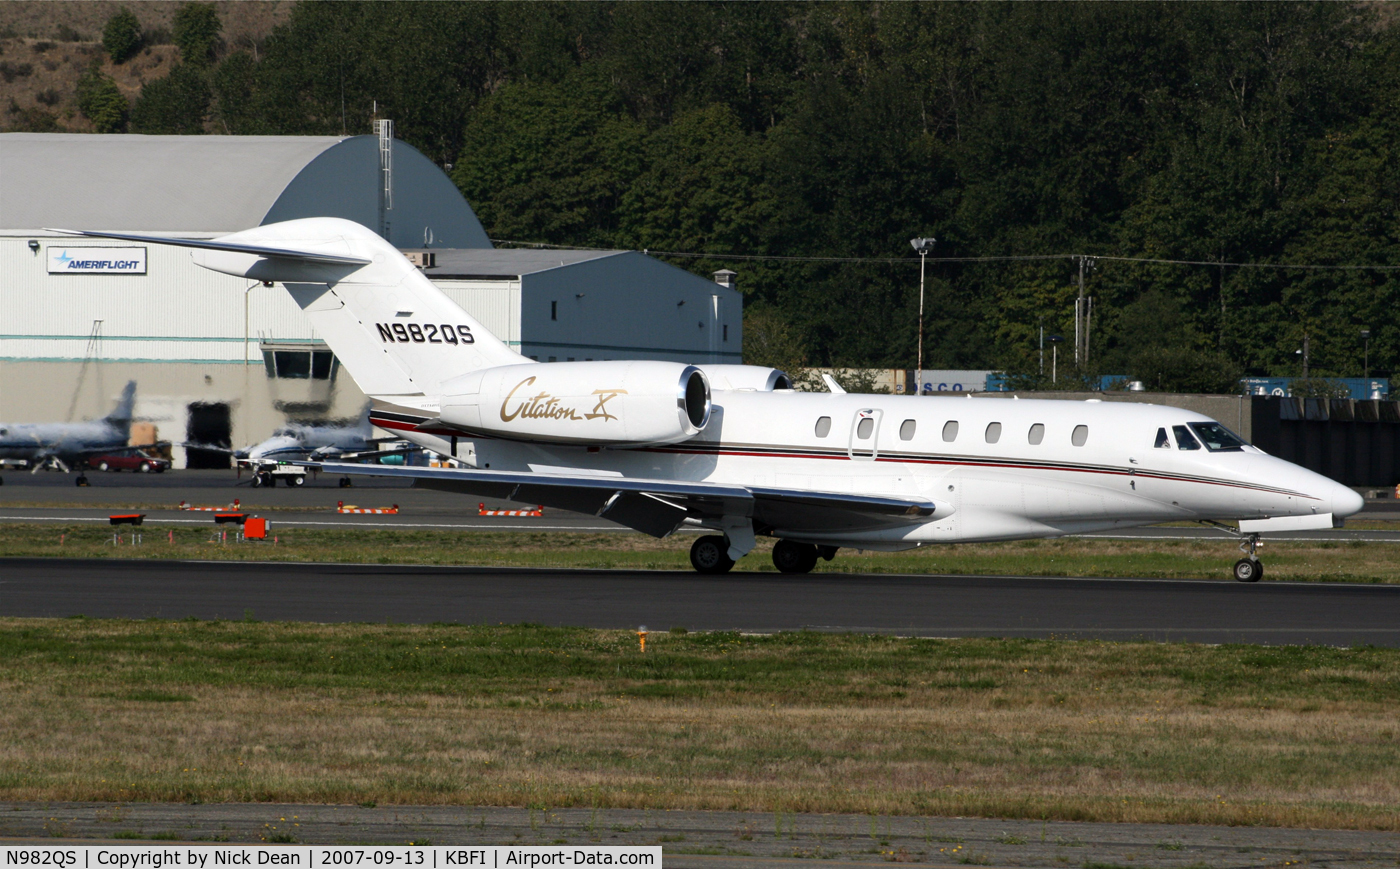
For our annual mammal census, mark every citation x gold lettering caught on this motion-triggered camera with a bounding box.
[499,378,627,424]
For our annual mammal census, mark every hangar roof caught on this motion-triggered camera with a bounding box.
[0,133,491,248]
[421,248,625,278]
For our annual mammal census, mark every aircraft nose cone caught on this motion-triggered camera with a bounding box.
[1332,484,1365,518]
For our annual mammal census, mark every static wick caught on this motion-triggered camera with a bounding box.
[636,625,648,653]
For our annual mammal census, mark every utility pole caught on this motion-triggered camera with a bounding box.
[1362,328,1371,382]
[1039,320,1044,375]
[1075,255,1096,366]
[909,237,936,394]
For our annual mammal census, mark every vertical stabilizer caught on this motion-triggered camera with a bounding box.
[105,381,137,423]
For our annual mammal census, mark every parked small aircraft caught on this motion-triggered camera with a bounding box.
[0,381,144,485]
[233,409,416,487]
[58,220,1365,579]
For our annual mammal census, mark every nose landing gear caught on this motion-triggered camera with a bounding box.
[1200,521,1265,582]
[1233,533,1263,582]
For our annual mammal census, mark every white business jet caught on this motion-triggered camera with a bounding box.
[57,219,1363,581]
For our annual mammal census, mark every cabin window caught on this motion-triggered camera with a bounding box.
[942,420,959,442]
[1155,427,1171,448]
[1172,424,1202,451]
[899,419,916,441]
[1071,425,1088,447]
[856,417,875,439]
[1189,422,1246,452]
[985,422,1002,444]
[1028,423,1045,445]
[551,301,558,321]
[815,416,832,438]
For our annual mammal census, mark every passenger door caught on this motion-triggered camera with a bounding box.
[848,408,883,461]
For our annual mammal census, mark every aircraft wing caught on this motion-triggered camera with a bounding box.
[305,461,947,538]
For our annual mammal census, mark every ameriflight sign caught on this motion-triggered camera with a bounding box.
[47,246,146,274]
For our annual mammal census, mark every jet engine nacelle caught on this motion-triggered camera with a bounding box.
[695,364,793,391]
[439,361,710,447]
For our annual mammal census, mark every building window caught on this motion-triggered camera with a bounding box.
[1071,424,1088,446]
[985,422,1002,443]
[815,416,832,438]
[899,419,916,441]
[942,420,959,442]
[548,356,557,363]
[1028,423,1045,445]
[261,348,337,380]
[551,301,558,321]
[723,325,729,342]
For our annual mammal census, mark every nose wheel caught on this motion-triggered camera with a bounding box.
[1233,557,1263,582]
[1234,532,1263,582]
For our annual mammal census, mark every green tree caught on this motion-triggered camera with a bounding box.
[172,2,221,65]
[453,72,645,246]
[102,7,142,64]
[75,67,129,133]
[130,63,209,134]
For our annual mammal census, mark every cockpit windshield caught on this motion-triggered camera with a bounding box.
[1188,421,1247,452]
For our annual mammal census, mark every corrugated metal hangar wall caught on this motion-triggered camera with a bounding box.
[0,132,741,467]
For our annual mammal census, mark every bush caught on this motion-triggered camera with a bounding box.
[0,61,34,83]
[172,3,220,65]
[76,67,129,133]
[102,7,142,64]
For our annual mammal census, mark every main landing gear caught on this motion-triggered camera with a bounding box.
[689,535,734,574]
[1233,533,1263,583]
[689,535,842,575]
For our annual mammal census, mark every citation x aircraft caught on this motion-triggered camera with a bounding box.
[0,381,140,484]
[57,219,1364,580]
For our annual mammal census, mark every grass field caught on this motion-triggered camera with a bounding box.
[1,521,1398,582]
[2,619,1399,830]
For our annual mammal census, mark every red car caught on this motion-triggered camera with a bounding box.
[86,451,170,473]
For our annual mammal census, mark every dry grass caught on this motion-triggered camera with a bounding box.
[2,619,1399,829]
[0,521,1397,583]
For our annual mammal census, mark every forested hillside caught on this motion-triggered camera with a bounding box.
[28,2,1400,389]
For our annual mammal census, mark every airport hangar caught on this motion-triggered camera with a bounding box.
[0,131,742,467]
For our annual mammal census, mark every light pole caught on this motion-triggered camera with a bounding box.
[1361,328,1371,382]
[910,237,936,395]
[1048,334,1064,384]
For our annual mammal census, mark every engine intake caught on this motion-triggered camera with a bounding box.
[440,360,710,447]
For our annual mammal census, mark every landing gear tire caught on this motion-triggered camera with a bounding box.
[1233,558,1263,583]
[75,475,88,487]
[339,477,353,488]
[251,472,272,488]
[690,535,735,574]
[288,474,305,487]
[772,539,819,574]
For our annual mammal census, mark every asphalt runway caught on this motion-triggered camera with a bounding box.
[3,557,1398,645]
